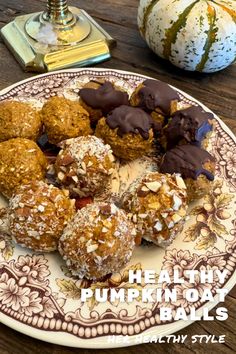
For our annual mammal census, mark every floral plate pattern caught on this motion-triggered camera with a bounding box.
[0,69,236,349]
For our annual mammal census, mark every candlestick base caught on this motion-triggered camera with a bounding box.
[0,7,115,72]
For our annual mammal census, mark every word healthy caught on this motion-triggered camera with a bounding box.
[80,269,229,321]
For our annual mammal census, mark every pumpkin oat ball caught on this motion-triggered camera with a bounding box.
[122,172,188,246]
[79,81,129,124]
[0,138,47,198]
[163,105,215,150]
[130,79,180,126]
[95,105,158,160]
[58,202,136,280]
[55,135,115,197]
[41,96,92,145]
[8,181,75,252]
[0,100,42,142]
[160,145,215,202]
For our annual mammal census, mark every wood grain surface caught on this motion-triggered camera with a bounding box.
[0,0,236,353]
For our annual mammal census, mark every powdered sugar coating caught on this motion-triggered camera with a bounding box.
[8,181,75,252]
[58,202,136,280]
[55,136,115,197]
[122,172,188,247]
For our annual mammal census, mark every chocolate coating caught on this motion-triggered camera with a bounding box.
[160,145,215,180]
[138,79,180,114]
[106,105,157,140]
[165,105,214,148]
[79,82,129,114]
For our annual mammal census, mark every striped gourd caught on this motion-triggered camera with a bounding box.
[138,0,236,72]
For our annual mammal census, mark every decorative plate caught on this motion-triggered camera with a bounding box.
[0,68,236,349]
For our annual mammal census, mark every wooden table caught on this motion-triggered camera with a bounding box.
[0,0,236,353]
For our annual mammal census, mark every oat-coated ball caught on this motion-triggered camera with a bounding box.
[0,138,48,198]
[9,181,75,252]
[55,135,115,197]
[58,202,136,279]
[95,105,157,160]
[41,96,92,145]
[159,145,215,202]
[122,172,188,246]
[0,100,42,142]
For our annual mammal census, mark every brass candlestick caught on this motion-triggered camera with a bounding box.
[1,0,115,72]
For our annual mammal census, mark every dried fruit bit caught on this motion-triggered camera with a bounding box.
[75,196,93,210]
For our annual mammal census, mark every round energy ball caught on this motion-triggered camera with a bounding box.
[41,96,92,145]
[159,145,215,202]
[0,138,48,198]
[95,105,157,160]
[163,105,214,150]
[79,81,129,124]
[58,202,136,279]
[0,100,42,142]
[130,79,180,126]
[9,181,75,252]
[55,135,115,197]
[122,172,188,246]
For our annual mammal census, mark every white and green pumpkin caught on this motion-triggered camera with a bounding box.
[138,0,236,72]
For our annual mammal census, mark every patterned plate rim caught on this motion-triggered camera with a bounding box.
[0,68,235,349]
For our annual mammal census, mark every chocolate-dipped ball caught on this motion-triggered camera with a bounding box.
[58,202,136,279]
[79,81,129,123]
[163,105,214,150]
[95,105,159,160]
[160,145,215,201]
[130,79,180,125]
[122,172,188,246]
